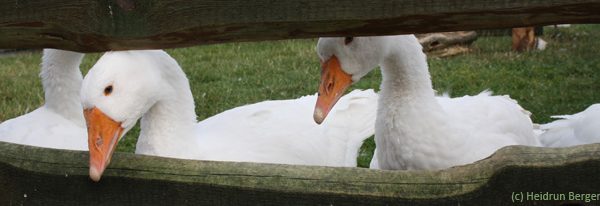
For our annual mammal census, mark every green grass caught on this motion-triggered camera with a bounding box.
[1,25,599,168]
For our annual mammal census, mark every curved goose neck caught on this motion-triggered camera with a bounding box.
[40,49,85,124]
[375,35,459,170]
[379,36,435,100]
[135,65,200,158]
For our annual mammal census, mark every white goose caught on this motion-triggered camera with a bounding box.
[312,35,540,170]
[81,50,376,181]
[0,49,87,150]
[539,104,600,147]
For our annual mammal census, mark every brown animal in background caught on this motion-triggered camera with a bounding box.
[512,27,536,52]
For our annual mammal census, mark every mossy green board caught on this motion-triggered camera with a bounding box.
[0,0,599,52]
[0,141,599,205]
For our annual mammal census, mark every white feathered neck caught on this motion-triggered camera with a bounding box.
[374,36,468,170]
[133,53,200,159]
[40,49,85,125]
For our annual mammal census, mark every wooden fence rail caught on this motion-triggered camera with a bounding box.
[1,141,600,205]
[1,0,600,52]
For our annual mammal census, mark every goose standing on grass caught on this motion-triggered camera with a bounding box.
[81,50,376,181]
[539,104,600,147]
[0,49,87,151]
[313,35,540,170]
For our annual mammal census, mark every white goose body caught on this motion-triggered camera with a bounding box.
[81,50,376,180]
[0,49,87,150]
[539,104,600,147]
[136,89,377,167]
[314,35,540,170]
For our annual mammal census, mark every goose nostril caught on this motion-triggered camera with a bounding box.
[326,82,334,94]
[95,136,103,147]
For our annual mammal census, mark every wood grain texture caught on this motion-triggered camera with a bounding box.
[1,0,599,52]
[417,31,478,52]
[0,141,599,205]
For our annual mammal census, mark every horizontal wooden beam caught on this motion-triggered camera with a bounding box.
[1,141,600,205]
[0,0,599,52]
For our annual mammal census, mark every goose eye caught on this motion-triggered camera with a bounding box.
[344,37,354,45]
[104,85,113,96]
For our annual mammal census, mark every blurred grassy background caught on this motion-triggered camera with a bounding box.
[1,25,598,167]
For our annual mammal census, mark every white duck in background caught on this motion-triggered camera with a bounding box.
[81,50,376,181]
[313,35,540,170]
[539,104,600,147]
[0,49,87,151]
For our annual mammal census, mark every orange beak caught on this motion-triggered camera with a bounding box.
[314,55,353,124]
[83,107,123,182]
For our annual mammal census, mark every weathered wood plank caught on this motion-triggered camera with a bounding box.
[1,141,599,205]
[1,0,599,52]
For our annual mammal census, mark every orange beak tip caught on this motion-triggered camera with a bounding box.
[84,107,123,182]
[314,56,352,125]
[89,166,103,182]
[314,108,325,124]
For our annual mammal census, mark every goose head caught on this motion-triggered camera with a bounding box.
[314,36,392,124]
[81,50,178,181]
